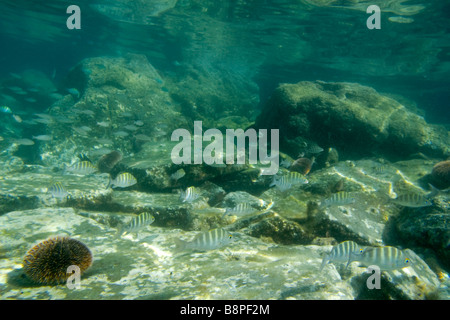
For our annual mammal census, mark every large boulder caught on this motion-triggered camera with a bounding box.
[40,53,188,166]
[255,81,449,160]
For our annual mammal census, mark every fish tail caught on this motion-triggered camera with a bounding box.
[427,183,440,198]
[320,255,329,271]
[106,176,112,189]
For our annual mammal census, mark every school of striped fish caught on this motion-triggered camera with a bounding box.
[321,240,413,272]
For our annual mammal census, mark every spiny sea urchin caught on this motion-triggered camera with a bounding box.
[431,160,450,189]
[23,237,92,284]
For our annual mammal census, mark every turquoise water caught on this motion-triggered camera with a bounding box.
[0,0,449,300]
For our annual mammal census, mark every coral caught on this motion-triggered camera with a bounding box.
[23,237,92,284]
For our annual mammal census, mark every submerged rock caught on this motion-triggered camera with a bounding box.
[255,81,449,160]
[40,53,188,167]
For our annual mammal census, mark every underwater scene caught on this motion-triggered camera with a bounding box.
[0,0,449,301]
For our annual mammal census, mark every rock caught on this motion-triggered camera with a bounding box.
[0,207,356,299]
[384,209,450,271]
[255,81,450,160]
[41,53,188,166]
[246,214,314,245]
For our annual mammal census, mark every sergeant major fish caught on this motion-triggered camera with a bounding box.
[117,212,155,236]
[175,228,234,252]
[47,182,68,199]
[321,191,356,207]
[107,172,137,189]
[223,203,257,218]
[180,186,200,203]
[270,172,308,192]
[65,161,96,175]
[320,240,365,271]
[391,193,432,208]
[349,246,413,271]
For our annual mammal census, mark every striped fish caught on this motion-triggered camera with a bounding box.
[66,161,96,175]
[321,191,356,207]
[107,172,137,189]
[270,172,308,191]
[223,203,257,217]
[175,228,234,251]
[320,240,365,271]
[391,193,432,208]
[180,186,200,203]
[304,143,324,155]
[351,246,413,271]
[118,212,155,236]
[47,182,68,199]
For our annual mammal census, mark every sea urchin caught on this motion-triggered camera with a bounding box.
[23,237,92,284]
[431,160,450,189]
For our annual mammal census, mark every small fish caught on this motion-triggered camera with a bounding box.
[124,124,139,131]
[223,203,257,217]
[67,88,80,98]
[270,172,308,191]
[12,114,22,123]
[33,118,53,125]
[113,130,129,137]
[24,98,37,103]
[350,246,413,271]
[77,110,95,117]
[119,112,133,118]
[321,191,356,207]
[304,143,324,155]
[66,161,96,175]
[97,121,111,128]
[107,172,137,189]
[6,86,23,92]
[12,138,35,146]
[118,212,155,236]
[21,119,38,125]
[280,158,292,169]
[134,120,144,127]
[54,116,74,124]
[170,168,186,181]
[34,113,53,120]
[96,138,114,145]
[180,186,200,203]
[391,193,432,208]
[320,240,365,271]
[134,134,153,142]
[32,135,52,141]
[47,182,68,199]
[175,228,234,252]
[49,93,64,100]
[0,106,12,114]
[9,72,21,79]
